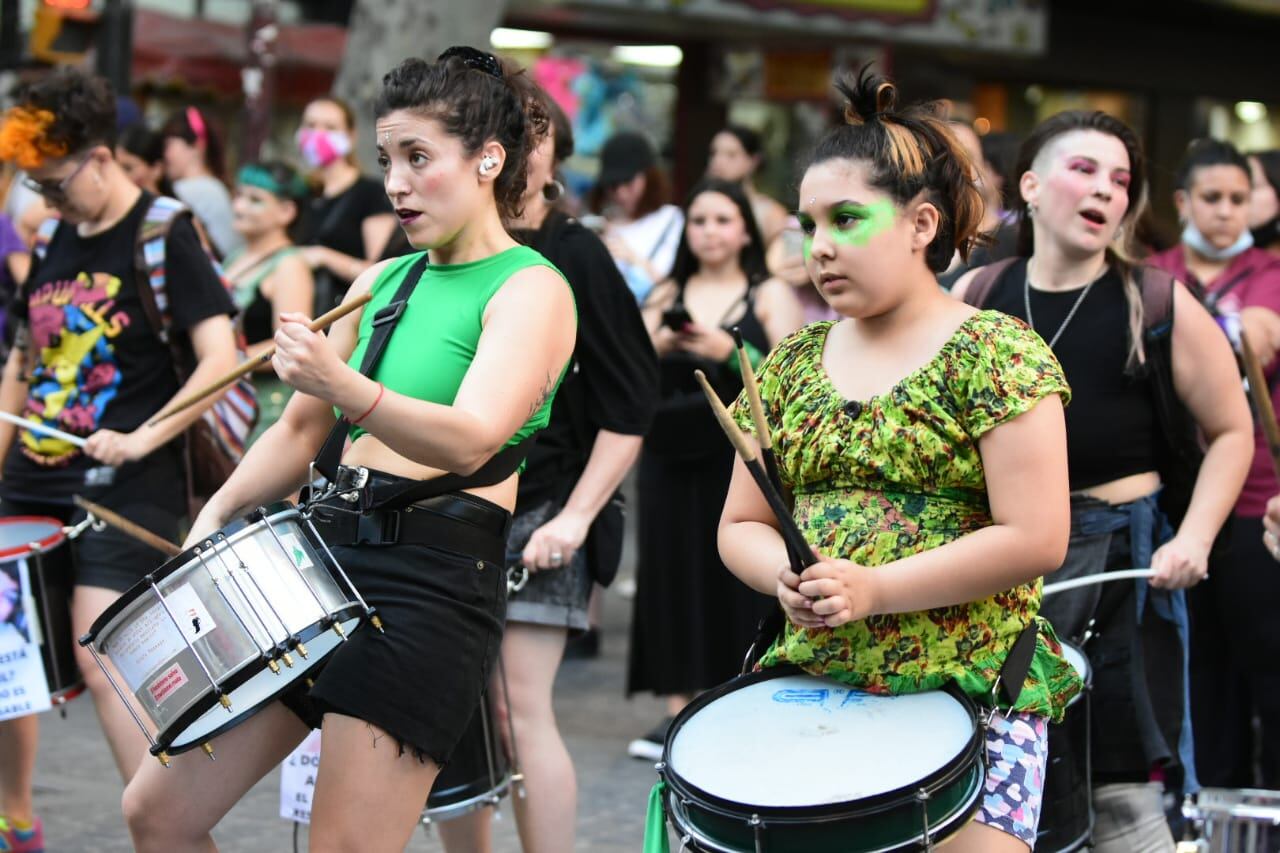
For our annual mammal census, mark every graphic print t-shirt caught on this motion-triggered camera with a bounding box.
[2,192,235,501]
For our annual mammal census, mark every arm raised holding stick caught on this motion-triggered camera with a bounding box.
[148,293,373,427]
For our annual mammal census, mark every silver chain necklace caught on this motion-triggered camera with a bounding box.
[1023,268,1098,349]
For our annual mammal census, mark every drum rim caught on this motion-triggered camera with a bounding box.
[0,515,65,560]
[81,501,303,644]
[153,603,365,754]
[660,667,985,821]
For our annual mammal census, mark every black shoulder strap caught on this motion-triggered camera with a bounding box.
[313,253,535,510]
[315,255,429,480]
[959,257,1020,309]
[1140,266,1176,338]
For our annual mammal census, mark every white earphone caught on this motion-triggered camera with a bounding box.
[479,155,498,175]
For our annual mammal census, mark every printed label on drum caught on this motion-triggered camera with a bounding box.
[109,583,217,693]
[147,663,188,705]
[0,557,52,721]
[279,533,313,571]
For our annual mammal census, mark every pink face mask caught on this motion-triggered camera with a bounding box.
[296,128,352,169]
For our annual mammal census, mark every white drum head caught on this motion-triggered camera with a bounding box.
[668,675,974,808]
[0,517,64,561]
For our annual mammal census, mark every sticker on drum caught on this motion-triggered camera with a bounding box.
[109,583,218,693]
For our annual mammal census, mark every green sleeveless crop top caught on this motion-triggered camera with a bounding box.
[343,246,573,451]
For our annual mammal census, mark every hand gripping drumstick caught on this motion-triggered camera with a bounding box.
[694,369,815,574]
[1240,328,1280,484]
[73,495,182,558]
[732,328,806,576]
[148,292,374,426]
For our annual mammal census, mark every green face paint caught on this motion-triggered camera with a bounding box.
[796,198,896,262]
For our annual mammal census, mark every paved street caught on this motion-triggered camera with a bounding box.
[35,547,669,851]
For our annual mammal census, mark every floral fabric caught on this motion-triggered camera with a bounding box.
[731,310,1081,720]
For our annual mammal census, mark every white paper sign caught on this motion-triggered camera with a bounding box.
[110,582,217,693]
[280,730,322,824]
[0,558,52,721]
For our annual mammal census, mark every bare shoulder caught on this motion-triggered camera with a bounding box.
[346,257,400,302]
[949,267,979,301]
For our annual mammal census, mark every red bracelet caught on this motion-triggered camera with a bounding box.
[351,382,384,425]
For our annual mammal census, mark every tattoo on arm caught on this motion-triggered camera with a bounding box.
[526,371,556,420]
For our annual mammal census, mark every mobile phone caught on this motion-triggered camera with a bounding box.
[662,305,693,330]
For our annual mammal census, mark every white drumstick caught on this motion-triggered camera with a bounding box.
[1043,568,1156,596]
[0,411,87,448]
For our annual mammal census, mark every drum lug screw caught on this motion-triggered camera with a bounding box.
[305,677,315,689]
[281,652,295,669]
[219,694,233,711]
[268,659,281,675]
[295,641,309,659]
[370,614,384,633]
[157,752,171,767]
[202,743,216,761]
[332,622,347,640]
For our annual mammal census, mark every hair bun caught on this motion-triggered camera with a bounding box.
[836,65,897,127]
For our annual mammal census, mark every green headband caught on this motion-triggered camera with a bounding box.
[237,164,307,200]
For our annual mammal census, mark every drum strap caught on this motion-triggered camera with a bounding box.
[996,623,1040,709]
[312,254,532,512]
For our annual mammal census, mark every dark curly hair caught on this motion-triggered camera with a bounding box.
[374,50,546,221]
[805,66,985,273]
[0,68,116,168]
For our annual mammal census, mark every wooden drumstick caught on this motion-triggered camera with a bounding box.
[733,327,806,575]
[73,496,182,557]
[694,370,814,574]
[148,293,373,426]
[1240,328,1280,483]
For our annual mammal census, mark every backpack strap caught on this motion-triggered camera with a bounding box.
[958,256,1020,308]
[1139,265,1176,340]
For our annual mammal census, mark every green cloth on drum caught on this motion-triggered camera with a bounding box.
[248,374,293,446]
[730,312,1083,722]
[644,780,670,853]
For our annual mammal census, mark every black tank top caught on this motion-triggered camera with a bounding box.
[985,258,1158,491]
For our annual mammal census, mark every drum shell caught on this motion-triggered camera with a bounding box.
[85,505,362,752]
[661,669,985,853]
[425,691,510,820]
[0,520,82,703]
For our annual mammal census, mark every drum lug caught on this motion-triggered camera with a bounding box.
[281,651,295,669]
[219,693,233,712]
[370,612,384,633]
[332,621,348,641]
[156,751,171,767]
[916,787,933,850]
[202,742,216,761]
[268,658,281,675]
[295,641,309,659]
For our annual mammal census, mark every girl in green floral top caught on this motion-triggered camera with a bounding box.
[720,69,1079,853]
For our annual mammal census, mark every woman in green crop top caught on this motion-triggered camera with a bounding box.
[123,49,577,853]
[719,69,1077,853]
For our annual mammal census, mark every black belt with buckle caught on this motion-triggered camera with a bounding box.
[308,467,510,564]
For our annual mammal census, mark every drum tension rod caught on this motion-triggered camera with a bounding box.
[202,742,216,761]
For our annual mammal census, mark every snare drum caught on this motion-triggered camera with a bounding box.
[659,669,985,852]
[80,503,373,762]
[1037,642,1094,852]
[423,691,511,823]
[1184,788,1280,852]
[0,516,83,706]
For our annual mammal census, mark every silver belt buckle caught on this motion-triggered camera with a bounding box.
[340,466,369,503]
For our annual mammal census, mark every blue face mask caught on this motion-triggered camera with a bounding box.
[1182,221,1254,261]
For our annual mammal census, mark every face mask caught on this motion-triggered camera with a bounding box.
[296,128,351,169]
[1182,221,1253,262]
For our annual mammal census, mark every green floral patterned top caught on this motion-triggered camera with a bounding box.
[731,310,1082,721]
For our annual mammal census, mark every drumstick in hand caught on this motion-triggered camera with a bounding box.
[73,496,182,558]
[732,327,805,574]
[694,370,814,574]
[1240,328,1280,483]
[149,293,373,426]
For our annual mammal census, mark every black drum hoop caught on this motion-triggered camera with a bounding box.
[152,602,364,755]
[659,667,986,825]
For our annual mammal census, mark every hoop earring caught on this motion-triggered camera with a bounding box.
[542,179,565,203]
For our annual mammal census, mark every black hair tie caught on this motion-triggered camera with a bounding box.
[438,46,503,80]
